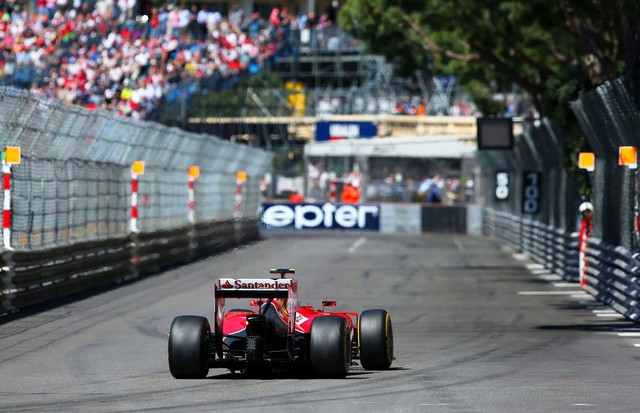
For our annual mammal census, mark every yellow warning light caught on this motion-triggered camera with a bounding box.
[236,170,247,184]
[578,152,595,172]
[619,146,637,169]
[188,165,200,178]
[131,160,145,175]
[4,146,21,165]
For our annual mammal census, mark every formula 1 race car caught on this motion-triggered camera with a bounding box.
[168,268,393,378]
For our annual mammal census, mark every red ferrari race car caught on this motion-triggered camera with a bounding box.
[168,268,394,378]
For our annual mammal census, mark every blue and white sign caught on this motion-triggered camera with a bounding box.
[315,121,378,141]
[521,171,541,214]
[261,203,380,230]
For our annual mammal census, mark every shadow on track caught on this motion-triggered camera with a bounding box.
[536,322,640,332]
[205,366,410,381]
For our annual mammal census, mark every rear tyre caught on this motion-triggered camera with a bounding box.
[168,315,211,379]
[359,309,393,370]
[310,316,350,378]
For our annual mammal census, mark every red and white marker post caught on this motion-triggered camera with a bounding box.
[130,161,145,233]
[2,146,21,251]
[187,165,200,224]
[2,162,11,250]
[234,170,247,219]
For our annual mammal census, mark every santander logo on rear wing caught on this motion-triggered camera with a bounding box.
[214,276,299,335]
[217,278,293,291]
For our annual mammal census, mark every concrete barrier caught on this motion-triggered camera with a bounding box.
[380,204,422,235]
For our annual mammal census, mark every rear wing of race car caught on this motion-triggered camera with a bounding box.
[213,275,299,343]
[215,277,295,298]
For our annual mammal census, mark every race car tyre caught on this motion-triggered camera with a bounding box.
[168,315,211,379]
[359,309,394,370]
[310,316,350,378]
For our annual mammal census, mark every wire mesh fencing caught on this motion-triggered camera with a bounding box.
[483,76,640,320]
[10,159,129,250]
[0,86,272,314]
[480,119,580,281]
[571,78,640,250]
[0,87,272,252]
[566,77,640,320]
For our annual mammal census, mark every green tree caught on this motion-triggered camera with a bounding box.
[339,0,640,166]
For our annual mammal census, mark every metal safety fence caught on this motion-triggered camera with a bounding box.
[0,87,271,315]
[481,77,640,321]
[570,78,640,320]
[479,119,581,282]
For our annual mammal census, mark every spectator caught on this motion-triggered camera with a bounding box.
[0,2,321,119]
[341,183,360,204]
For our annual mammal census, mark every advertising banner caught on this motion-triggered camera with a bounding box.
[261,203,380,230]
[315,121,378,141]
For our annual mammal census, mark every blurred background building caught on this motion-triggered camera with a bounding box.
[0,0,529,203]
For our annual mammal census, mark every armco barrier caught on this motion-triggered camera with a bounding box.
[568,78,640,319]
[479,115,582,286]
[583,238,640,320]
[380,203,422,234]
[0,218,259,314]
[483,208,579,281]
[422,205,466,233]
[0,87,271,316]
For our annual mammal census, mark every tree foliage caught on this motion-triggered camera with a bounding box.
[339,0,640,158]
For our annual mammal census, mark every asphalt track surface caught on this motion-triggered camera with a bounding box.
[1,233,640,412]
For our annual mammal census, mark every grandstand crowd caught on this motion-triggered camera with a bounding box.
[0,1,333,119]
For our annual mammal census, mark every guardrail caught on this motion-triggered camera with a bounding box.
[483,208,579,281]
[471,77,640,322]
[583,238,640,320]
[0,87,271,317]
[0,218,259,315]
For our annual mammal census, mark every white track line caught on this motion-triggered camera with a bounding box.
[634,344,640,348]
[570,294,593,300]
[348,237,367,254]
[616,332,640,337]
[537,274,562,281]
[553,282,577,288]
[530,268,551,274]
[595,313,624,318]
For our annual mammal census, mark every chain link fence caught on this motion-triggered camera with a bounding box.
[481,119,581,280]
[568,78,640,319]
[0,87,271,251]
[11,159,129,250]
[571,78,638,250]
[0,86,271,314]
[482,76,640,320]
